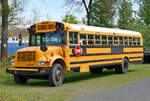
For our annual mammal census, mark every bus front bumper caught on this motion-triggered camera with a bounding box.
[6,67,51,76]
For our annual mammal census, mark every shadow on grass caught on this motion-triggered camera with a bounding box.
[63,70,135,84]
[2,70,136,87]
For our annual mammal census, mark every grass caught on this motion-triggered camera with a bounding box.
[0,63,150,101]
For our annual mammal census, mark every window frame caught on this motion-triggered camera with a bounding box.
[129,37,133,46]
[102,35,107,45]
[80,34,87,45]
[137,37,141,45]
[88,34,94,45]
[69,32,78,45]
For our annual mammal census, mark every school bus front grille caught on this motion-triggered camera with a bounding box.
[17,51,36,61]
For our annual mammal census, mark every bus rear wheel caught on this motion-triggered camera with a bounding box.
[115,58,128,74]
[90,68,103,74]
[14,74,28,84]
[49,63,64,87]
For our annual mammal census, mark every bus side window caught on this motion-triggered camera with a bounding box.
[119,36,123,45]
[95,35,100,44]
[114,36,118,45]
[108,36,113,46]
[129,37,132,46]
[102,35,107,45]
[69,32,78,44]
[80,34,87,45]
[124,37,128,46]
[137,37,140,45]
[88,34,94,45]
[133,37,136,45]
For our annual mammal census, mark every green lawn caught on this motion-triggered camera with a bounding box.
[0,63,150,101]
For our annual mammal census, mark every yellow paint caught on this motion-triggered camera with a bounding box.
[80,64,89,72]
[8,21,143,74]
[8,68,38,72]
[124,47,143,52]
[87,48,111,53]
[35,21,56,33]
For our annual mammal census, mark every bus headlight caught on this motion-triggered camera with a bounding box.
[10,62,15,66]
[38,61,46,66]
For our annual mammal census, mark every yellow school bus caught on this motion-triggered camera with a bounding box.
[7,21,144,86]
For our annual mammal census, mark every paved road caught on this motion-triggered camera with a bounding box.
[70,78,150,101]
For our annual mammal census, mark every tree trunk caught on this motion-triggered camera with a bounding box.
[1,0,9,61]
[87,13,91,25]
[82,0,93,25]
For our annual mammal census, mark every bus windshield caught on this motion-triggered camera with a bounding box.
[30,32,66,46]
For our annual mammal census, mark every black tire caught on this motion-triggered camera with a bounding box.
[49,63,64,87]
[14,74,28,84]
[115,58,128,74]
[90,68,103,74]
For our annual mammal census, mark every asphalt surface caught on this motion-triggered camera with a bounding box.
[70,78,150,101]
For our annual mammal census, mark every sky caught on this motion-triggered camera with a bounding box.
[21,0,139,26]
[22,0,85,23]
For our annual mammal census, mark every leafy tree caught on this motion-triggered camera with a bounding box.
[0,0,28,61]
[90,0,117,27]
[62,14,78,24]
[117,0,134,29]
[65,0,93,25]
[139,0,150,25]
[1,0,9,61]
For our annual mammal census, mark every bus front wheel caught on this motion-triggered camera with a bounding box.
[49,63,64,87]
[115,58,128,74]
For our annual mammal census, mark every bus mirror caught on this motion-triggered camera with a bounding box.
[40,44,48,52]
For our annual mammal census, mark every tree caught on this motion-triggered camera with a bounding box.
[65,0,93,25]
[0,0,28,61]
[1,0,9,61]
[62,14,78,24]
[117,0,134,29]
[139,0,150,25]
[90,0,117,27]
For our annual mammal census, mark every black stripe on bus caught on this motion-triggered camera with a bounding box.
[129,56,144,59]
[70,51,143,57]
[70,58,122,64]
[89,62,121,69]
[70,67,80,71]
[69,45,144,48]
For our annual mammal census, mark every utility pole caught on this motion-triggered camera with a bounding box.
[1,0,9,61]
